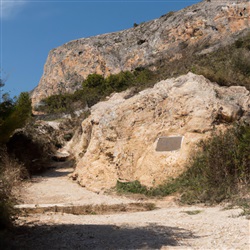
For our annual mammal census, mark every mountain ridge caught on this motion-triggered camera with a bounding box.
[31,0,250,107]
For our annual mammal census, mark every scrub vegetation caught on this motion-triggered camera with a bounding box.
[153,32,250,90]
[35,68,156,114]
[0,87,32,229]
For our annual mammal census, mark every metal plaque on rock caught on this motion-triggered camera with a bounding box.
[156,136,183,152]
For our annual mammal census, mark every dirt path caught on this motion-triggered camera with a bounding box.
[18,161,135,206]
[8,162,250,250]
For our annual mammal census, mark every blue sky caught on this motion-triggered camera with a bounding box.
[0,0,200,98]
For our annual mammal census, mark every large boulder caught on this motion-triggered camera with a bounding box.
[66,73,250,192]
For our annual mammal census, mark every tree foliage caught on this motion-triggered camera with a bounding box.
[0,92,32,144]
[83,74,105,88]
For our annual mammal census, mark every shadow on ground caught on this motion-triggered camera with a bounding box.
[29,161,75,182]
[4,223,198,249]
[29,169,72,183]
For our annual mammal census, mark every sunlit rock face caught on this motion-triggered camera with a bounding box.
[65,73,250,192]
[31,0,250,106]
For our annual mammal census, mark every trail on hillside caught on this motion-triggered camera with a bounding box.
[7,161,250,250]
[18,160,135,206]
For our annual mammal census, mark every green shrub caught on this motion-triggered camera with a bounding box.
[105,71,134,91]
[0,100,14,121]
[116,180,148,194]
[0,92,32,144]
[82,74,105,88]
[37,69,156,115]
[232,48,250,76]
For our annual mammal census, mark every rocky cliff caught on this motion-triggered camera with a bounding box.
[65,73,250,192]
[31,0,250,107]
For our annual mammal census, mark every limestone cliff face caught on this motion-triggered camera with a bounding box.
[31,0,250,107]
[65,73,250,192]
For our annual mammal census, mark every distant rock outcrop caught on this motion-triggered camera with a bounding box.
[31,0,250,107]
[65,73,250,192]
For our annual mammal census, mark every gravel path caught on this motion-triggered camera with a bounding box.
[7,162,250,250]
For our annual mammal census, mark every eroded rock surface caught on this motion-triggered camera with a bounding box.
[31,0,250,107]
[65,73,250,192]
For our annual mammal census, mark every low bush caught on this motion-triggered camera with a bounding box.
[116,180,148,195]
[176,125,250,204]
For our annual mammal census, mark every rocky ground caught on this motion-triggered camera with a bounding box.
[4,161,249,250]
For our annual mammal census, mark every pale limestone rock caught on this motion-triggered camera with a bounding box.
[31,0,250,107]
[65,73,250,192]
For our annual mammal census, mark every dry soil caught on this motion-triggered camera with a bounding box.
[7,161,250,250]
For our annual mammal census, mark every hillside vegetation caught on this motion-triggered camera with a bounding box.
[35,68,156,114]
[36,32,250,115]
[153,32,250,89]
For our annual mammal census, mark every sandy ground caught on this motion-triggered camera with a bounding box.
[6,162,250,250]
[18,161,135,206]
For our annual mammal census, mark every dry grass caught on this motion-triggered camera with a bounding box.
[0,147,28,229]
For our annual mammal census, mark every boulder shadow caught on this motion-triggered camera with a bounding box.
[7,223,199,249]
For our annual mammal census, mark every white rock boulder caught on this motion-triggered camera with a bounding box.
[66,73,250,192]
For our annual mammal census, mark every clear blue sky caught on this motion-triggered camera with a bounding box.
[0,0,200,98]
